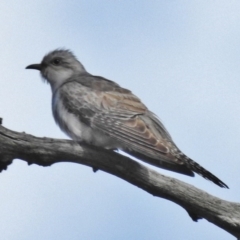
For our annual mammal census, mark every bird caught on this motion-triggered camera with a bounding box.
[26,49,228,188]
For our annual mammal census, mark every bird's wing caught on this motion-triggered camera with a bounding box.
[59,78,183,165]
[58,77,230,185]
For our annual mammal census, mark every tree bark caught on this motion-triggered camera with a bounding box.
[0,124,239,239]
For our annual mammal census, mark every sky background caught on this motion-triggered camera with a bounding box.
[0,1,239,239]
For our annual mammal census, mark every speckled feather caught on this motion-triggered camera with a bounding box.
[54,75,228,188]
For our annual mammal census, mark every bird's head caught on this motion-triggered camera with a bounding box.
[26,49,86,91]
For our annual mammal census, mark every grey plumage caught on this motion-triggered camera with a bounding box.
[26,49,228,188]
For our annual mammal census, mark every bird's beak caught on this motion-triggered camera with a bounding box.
[25,64,42,71]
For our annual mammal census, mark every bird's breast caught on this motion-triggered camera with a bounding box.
[52,92,120,149]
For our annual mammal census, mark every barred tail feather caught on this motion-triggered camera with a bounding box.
[182,155,229,188]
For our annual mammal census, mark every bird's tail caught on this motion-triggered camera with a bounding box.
[180,154,229,188]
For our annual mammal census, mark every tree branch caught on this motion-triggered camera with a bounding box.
[0,124,239,239]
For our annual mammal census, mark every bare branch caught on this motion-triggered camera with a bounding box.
[0,124,239,239]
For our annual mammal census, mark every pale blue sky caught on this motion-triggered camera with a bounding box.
[0,1,239,239]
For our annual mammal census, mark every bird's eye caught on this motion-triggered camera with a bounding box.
[52,58,61,66]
